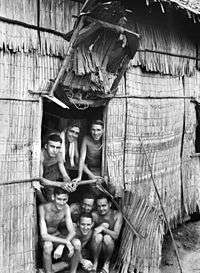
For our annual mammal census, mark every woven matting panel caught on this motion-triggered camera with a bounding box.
[182,72,200,214]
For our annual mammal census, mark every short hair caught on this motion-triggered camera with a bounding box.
[68,121,81,130]
[53,187,69,196]
[82,192,95,201]
[47,134,62,144]
[79,213,93,222]
[96,193,110,203]
[91,120,104,129]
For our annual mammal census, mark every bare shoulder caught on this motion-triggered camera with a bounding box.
[114,210,122,220]
[92,211,99,223]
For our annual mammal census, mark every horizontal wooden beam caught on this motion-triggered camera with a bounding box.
[0,15,66,38]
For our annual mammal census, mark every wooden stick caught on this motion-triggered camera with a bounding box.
[139,136,183,273]
[49,15,85,96]
[0,177,99,186]
[86,16,140,37]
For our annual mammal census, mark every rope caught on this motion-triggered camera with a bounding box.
[139,136,183,273]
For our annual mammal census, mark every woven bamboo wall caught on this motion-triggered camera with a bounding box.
[0,49,63,272]
[106,67,197,272]
[182,72,200,214]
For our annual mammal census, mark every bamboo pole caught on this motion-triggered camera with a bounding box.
[0,177,100,186]
[139,136,183,273]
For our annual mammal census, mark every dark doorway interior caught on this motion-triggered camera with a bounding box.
[42,98,104,147]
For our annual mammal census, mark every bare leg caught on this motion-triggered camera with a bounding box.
[102,235,115,273]
[70,238,81,273]
[91,233,103,271]
[43,241,53,273]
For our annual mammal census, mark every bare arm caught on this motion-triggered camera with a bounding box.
[58,162,71,182]
[75,137,87,181]
[39,205,69,244]
[65,205,76,241]
[103,212,123,240]
[95,212,123,241]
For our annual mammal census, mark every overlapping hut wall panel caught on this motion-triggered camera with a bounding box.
[182,72,200,214]
[124,67,183,220]
[106,78,126,197]
[0,50,62,272]
[116,67,184,273]
[0,0,80,56]
[128,19,196,76]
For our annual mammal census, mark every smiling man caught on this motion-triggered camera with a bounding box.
[75,213,95,271]
[91,194,123,273]
[39,187,81,273]
[74,120,104,183]
[70,192,95,224]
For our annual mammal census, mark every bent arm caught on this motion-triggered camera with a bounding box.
[65,205,76,241]
[77,138,87,180]
[103,212,123,240]
[58,162,70,182]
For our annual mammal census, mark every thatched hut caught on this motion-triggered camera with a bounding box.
[1,0,200,272]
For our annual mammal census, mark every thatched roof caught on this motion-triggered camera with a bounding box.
[149,0,200,15]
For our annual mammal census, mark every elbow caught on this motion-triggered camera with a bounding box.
[41,232,49,241]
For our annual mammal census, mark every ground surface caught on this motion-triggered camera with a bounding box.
[160,220,200,273]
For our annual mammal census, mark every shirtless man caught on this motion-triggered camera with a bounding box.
[75,213,95,271]
[74,120,104,182]
[70,192,95,224]
[39,187,81,273]
[37,134,75,202]
[91,194,123,273]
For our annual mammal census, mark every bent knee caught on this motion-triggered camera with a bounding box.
[43,241,53,254]
[93,233,103,244]
[103,235,114,245]
[72,238,81,251]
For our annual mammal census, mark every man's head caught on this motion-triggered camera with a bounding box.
[81,193,95,213]
[90,120,104,142]
[78,213,94,236]
[53,187,69,210]
[96,194,111,216]
[67,123,80,143]
[45,134,62,158]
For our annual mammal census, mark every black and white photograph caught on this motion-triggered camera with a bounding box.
[1,0,200,273]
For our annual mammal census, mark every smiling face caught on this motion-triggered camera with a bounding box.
[91,124,103,141]
[79,216,93,236]
[67,126,80,143]
[81,198,94,213]
[46,140,61,158]
[54,193,69,210]
[97,198,111,216]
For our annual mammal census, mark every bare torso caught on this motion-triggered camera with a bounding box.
[43,203,66,234]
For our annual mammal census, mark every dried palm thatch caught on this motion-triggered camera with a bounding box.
[0,0,80,56]
[129,18,196,76]
[149,0,200,15]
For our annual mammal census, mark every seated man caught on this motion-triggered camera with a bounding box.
[70,193,96,224]
[74,120,104,182]
[91,194,123,273]
[75,213,95,271]
[37,134,75,202]
[39,187,81,273]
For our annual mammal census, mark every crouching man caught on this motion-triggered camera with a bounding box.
[92,194,123,273]
[75,213,95,271]
[39,187,81,273]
